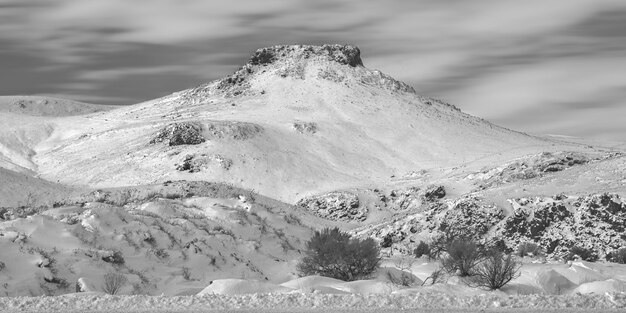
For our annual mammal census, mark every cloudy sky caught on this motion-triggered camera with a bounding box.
[1,0,625,143]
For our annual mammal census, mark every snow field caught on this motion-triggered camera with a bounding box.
[0,290,624,311]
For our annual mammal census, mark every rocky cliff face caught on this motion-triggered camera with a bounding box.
[355,192,626,260]
[491,193,626,259]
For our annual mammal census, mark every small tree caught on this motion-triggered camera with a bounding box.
[516,242,543,258]
[471,250,521,290]
[566,246,598,262]
[386,258,417,286]
[421,267,445,286]
[414,241,430,258]
[297,227,381,281]
[607,248,626,264]
[380,234,393,248]
[103,271,127,295]
[441,239,483,277]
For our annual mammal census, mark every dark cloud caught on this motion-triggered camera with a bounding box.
[572,9,626,38]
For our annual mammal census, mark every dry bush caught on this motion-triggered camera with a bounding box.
[566,246,598,262]
[607,248,626,264]
[103,271,127,295]
[441,239,483,277]
[470,250,521,290]
[421,267,445,285]
[297,227,380,281]
[516,242,543,258]
[386,258,417,286]
[413,241,430,258]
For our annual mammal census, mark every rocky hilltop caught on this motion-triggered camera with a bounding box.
[2,44,592,204]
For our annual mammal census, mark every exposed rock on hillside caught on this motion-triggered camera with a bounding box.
[472,152,592,189]
[358,69,415,93]
[150,122,205,146]
[297,192,366,221]
[249,44,363,67]
[205,121,263,140]
[176,154,233,172]
[491,193,626,259]
[381,185,446,211]
[356,195,502,254]
[357,192,626,260]
[292,121,318,134]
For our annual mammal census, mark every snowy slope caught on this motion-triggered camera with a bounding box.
[0,184,313,296]
[0,44,591,203]
[0,95,114,117]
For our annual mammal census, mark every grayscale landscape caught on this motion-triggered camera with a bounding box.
[1,1,625,312]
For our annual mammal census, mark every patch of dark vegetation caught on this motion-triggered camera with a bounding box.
[566,245,599,262]
[102,250,125,265]
[606,248,626,264]
[297,227,380,281]
[150,122,205,146]
[413,241,431,258]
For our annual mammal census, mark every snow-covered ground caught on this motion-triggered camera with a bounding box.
[0,287,624,312]
[1,261,625,311]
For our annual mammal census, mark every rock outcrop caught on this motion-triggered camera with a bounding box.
[204,121,263,140]
[472,152,592,189]
[150,122,205,146]
[176,154,233,172]
[297,192,366,221]
[491,193,626,259]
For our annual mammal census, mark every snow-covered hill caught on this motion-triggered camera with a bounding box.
[0,96,113,117]
[0,182,313,296]
[1,44,626,302]
[1,45,593,203]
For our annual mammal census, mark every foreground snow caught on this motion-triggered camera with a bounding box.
[1,271,625,311]
[0,290,624,311]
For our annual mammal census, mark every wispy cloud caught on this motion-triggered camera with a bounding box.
[0,0,625,141]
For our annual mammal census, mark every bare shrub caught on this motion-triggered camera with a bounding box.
[0,261,5,271]
[380,233,393,248]
[470,250,521,290]
[565,246,598,262]
[516,242,543,258]
[297,227,380,281]
[103,271,127,295]
[607,248,626,264]
[421,267,445,285]
[182,267,192,280]
[102,251,125,265]
[386,258,417,286]
[441,239,483,277]
[413,241,430,258]
[283,213,302,225]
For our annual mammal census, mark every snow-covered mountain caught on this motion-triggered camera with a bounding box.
[3,44,593,203]
[1,44,625,298]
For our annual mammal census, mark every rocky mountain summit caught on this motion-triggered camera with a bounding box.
[9,44,589,204]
